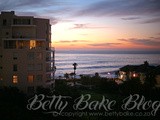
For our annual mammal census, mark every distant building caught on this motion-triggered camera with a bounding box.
[118,62,154,82]
[0,11,55,94]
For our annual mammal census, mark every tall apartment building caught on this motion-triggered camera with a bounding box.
[0,11,55,94]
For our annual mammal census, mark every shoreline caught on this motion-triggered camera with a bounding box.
[55,70,119,79]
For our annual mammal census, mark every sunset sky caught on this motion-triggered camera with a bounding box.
[0,0,160,52]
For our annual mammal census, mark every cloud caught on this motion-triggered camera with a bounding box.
[59,19,74,23]
[75,0,160,19]
[139,17,160,24]
[70,23,109,29]
[17,11,75,25]
[72,24,88,29]
[118,38,160,46]
[0,0,70,25]
[0,0,56,10]
[56,40,89,43]
[149,37,160,40]
[88,43,122,47]
[121,17,141,20]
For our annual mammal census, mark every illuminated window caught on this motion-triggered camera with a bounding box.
[133,73,136,77]
[120,75,123,79]
[13,75,18,83]
[28,75,34,83]
[30,40,36,49]
[18,41,24,49]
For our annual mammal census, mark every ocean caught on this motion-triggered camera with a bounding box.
[55,53,160,78]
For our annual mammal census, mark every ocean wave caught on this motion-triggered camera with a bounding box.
[56,65,121,70]
[55,53,160,76]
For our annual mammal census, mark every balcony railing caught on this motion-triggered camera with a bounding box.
[46,48,54,62]
[46,57,54,61]
[46,67,55,72]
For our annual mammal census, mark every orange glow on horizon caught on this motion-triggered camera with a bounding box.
[51,18,160,51]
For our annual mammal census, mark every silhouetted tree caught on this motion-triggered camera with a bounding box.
[94,72,100,78]
[144,61,149,66]
[73,63,78,84]
[73,63,78,76]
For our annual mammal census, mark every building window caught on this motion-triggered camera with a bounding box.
[13,52,18,59]
[36,64,42,71]
[13,64,17,71]
[13,19,31,25]
[28,75,34,83]
[18,41,24,49]
[4,40,16,49]
[0,66,2,69]
[28,64,34,71]
[13,75,18,84]
[0,55,2,58]
[3,19,7,26]
[30,40,36,49]
[22,19,31,25]
[13,19,21,25]
[6,32,9,35]
[36,41,43,48]
[27,52,34,60]
[0,77,3,81]
[37,75,43,81]
[36,52,42,60]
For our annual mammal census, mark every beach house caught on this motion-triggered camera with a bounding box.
[118,61,156,84]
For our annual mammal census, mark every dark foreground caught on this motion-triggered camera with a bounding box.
[0,77,160,120]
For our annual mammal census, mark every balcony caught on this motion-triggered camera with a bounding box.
[46,48,54,62]
[46,73,55,85]
[11,25,36,27]
[46,57,54,62]
[46,67,55,72]
[3,39,46,50]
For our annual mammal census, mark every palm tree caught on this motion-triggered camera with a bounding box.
[73,63,78,84]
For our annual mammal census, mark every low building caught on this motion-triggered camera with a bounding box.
[118,61,156,84]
